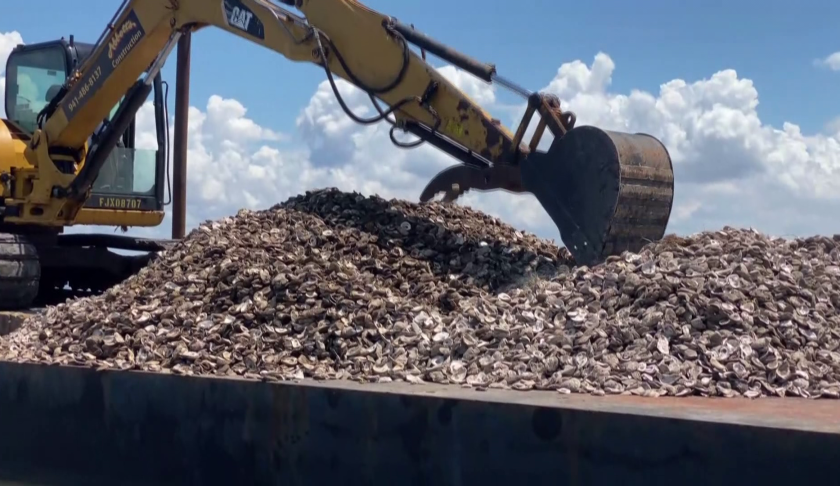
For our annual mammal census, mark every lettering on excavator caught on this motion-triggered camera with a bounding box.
[231,8,253,30]
[62,9,146,118]
[108,17,143,69]
[97,197,143,209]
[86,196,155,210]
[222,0,265,40]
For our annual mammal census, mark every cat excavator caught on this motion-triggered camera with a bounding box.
[0,0,674,309]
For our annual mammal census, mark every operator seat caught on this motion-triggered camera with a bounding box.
[45,84,62,103]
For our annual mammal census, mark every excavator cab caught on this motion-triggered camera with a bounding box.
[3,37,167,220]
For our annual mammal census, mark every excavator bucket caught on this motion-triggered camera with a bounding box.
[520,125,674,267]
[416,90,673,268]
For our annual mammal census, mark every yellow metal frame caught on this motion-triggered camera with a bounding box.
[5,0,522,229]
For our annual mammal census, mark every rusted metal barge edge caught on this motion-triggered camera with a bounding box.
[0,360,836,486]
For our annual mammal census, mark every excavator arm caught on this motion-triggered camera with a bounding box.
[15,0,674,266]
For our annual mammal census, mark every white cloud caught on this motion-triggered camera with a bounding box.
[0,31,24,118]
[814,52,840,71]
[827,117,840,135]
[2,31,840,248]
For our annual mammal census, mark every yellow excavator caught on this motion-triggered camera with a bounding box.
[0,0,674,309]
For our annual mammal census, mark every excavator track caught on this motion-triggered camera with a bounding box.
[0,234,41,310]
[0,232,174,310]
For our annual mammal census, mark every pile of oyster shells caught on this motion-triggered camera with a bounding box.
[3,188,839,399]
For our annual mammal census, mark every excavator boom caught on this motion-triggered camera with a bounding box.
[14,0,674,268]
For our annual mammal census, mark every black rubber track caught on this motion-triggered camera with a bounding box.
[0,233,40,310]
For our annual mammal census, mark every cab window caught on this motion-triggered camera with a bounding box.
[4,45,67,133]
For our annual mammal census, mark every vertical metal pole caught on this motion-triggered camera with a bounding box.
[171,32,191,239]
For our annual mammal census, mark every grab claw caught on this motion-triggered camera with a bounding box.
[419,164,526,203]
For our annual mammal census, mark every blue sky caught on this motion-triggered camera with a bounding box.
[2,0,839,243]
[3,0,838,134]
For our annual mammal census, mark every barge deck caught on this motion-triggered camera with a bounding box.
[0,360,835,486]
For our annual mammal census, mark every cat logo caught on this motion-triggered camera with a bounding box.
[229,6,254,31]
[108,19,138,59]
[222,0,265,39]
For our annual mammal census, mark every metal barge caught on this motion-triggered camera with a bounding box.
[0,356,837,486]
[1,35,837,486]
